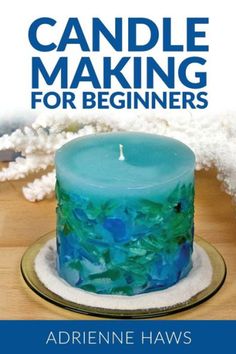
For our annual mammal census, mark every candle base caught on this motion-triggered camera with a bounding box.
[21,231,226,319]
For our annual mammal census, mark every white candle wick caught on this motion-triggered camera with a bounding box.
[119,144,125,161]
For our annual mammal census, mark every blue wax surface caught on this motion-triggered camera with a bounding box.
[56,132,195,198]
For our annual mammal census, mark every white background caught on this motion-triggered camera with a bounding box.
[0,0,235,120]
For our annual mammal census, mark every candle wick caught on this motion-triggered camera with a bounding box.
[119,144,125,161]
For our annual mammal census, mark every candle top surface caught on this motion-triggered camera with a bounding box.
[55,132,195,192]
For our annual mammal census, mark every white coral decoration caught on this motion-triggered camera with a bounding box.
[22,172,56,202]
[1,111,236,202]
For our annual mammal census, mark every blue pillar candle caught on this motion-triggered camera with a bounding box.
[55,132,195,296]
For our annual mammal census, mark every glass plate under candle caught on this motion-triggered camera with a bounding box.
[20,231,226,319]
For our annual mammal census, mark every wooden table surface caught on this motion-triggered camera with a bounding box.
[0,165,235,320]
